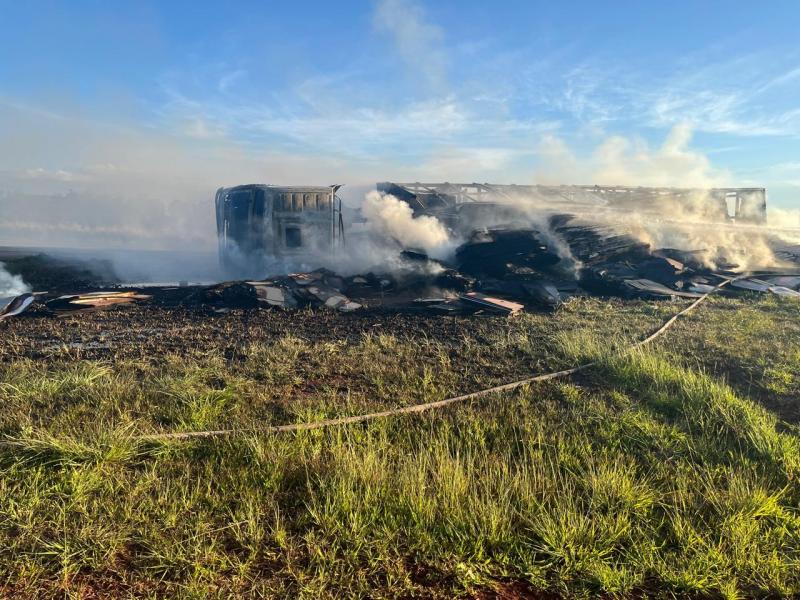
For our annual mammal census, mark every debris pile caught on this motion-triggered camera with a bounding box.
[182,282,260,309]
[416,218,689,310]
[0,293,35,320]
[246,270,363,312]
[47,291,153,312]
[550,215,651,266]
[413,291,526,316]
[456,229,561,277]
[731,277,800,298]
[1,214,799,322]
[414,214,800,312]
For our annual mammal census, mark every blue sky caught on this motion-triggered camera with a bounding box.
[1,0,799,247]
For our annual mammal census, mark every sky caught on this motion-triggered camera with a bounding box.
[1,0,800,248]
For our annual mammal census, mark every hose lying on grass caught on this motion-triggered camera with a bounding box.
[140,276,742,443]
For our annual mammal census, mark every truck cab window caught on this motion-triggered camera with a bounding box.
[285,227,302,248]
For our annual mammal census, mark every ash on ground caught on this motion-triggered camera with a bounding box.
[2,214,800,322]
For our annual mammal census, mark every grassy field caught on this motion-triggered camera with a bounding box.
[0,294,799,598]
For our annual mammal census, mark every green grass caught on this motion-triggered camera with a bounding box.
[1,296,799,598]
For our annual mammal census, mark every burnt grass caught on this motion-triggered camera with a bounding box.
[0,295,799,598]
[1,295,797,419]
[0,299,676,411]
[1,252,119,291]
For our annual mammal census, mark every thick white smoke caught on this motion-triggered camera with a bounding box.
[0,263,30,297]
[532,125,798,271]
[360,190,455,258]
[213,191,457,279]
[769,207,800,229]
[535,124,726,188]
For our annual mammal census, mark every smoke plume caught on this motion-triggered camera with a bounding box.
[769,207,800,228]
[257,191,458,278]
[0,264,30,298]
[532,124,797,271]
[361,190,455,258]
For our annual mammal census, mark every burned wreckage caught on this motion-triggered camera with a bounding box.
[204,180,799,315]
[376,182,768,230]
[215,184,346,273]
[2,181,794,321]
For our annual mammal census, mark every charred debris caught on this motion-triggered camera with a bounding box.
[198,181,795,315]
[2,182,799,320]
[5,219,800,320]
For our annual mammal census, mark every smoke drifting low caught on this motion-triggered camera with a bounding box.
[361,190,455,258]
[250,191,459,278]
[3,97,798,287]
[327,125,800,276]
[0,264,30,298]
[531,125,800,271]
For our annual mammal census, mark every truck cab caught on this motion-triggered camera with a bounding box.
[215,184,343,274]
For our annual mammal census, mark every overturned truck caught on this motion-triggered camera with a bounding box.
[215,182,769,272]
[215,184,345,273]
[377,182,768,232]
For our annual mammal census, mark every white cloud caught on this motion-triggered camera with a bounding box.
[0,100,370,250]
[183,117,227,139]
[767,161,800,172]
[520,50,800,139]
[19,167,88,182]
[218,69,247,93]
[415,146,522,181]
[640,55,800,137]
[373,0,447,91]
[157,78,560,165]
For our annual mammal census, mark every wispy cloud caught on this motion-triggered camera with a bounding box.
[5,0,800,240]
[638,53,800,137]
[513,48,800,139]
[217,68,246,93]
[156,71,560,165]
[18,167,88,182]
[373,0,448,91]
[647,87,800,137]
[182,116,228,139]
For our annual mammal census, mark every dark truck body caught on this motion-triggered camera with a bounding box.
[377,182,768,233]
[215,184,343,273]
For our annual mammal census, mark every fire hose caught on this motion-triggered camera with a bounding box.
[140,276,740,443]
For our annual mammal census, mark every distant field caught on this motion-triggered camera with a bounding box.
[0,295,799,598]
